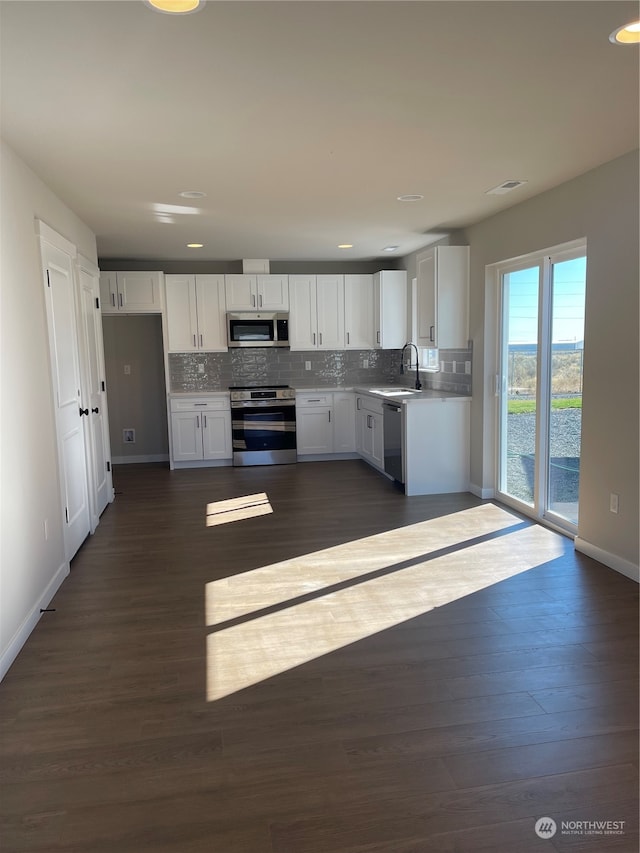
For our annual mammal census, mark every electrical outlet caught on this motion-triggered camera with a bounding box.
[305,361,311,371]
[363,359,369,369]
[123,428,136,444]
[609,493,619,514]
[465,361,471,373]
[197,364,205,374]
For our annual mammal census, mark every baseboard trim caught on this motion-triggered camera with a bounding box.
[0,560,70,681]
[112,454,169,465]
[469,482,495,499]
[574,537,639,583]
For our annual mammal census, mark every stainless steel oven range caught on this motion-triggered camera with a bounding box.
[230,385,296,466]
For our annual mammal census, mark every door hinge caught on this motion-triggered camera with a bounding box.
[101,380,106,392]
[106,461,111,472]
[95,297,100,309]
[46,269,51,288]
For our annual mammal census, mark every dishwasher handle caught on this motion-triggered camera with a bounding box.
[383,402,402,412]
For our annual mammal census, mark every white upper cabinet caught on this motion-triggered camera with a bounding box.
[224,274,289,311]
[99,271,163,314]
[289,274,344,350]
[344,274,375,349]
[373,270,407,349]
[415,246,469,349]
[315,275,345,350]
[165,274,226,352]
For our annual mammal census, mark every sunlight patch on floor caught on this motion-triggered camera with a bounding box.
[205,504,567,701]
[205,492,272,527]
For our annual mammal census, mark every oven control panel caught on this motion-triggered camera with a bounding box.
[230,386,296,403]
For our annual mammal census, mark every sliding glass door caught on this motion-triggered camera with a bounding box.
[497,245,586,532]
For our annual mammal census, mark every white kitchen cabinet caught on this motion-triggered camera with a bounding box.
[415,246,469,348]
[296,391,357,457]
[344,274,374,349]
[355,393,384,470]
[403,397,470,495]
[165,274,226,352]
[99,271,163,314]
[289,275,344,350]
[373,270,407,349]
[169,396,231,464]
[333,392,356,452]
[224,274,289,311]
[296,392,333,455]
[315,275,345,349]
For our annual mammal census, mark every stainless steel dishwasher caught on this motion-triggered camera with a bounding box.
[383,401,404,484]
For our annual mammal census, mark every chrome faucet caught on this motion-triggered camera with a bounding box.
[400,342,422,390]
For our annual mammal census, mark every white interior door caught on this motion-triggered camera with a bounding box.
[39,230,91,560]
[77,258,113,521]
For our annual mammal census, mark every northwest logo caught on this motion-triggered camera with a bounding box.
[535,817,558,838]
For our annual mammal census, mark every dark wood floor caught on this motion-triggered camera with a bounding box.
[1,461,638,852]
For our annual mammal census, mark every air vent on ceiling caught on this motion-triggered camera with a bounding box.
[486,180,528,195]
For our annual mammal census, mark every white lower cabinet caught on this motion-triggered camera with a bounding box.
[333,392,356,452]
[296,391,356,457]
[169,396,231,464]
[355,393,384,470]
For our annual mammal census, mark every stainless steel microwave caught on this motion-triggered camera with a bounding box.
[226,312,290,348]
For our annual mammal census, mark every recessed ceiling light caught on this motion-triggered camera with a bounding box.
[397,194,424,202]
[179,190,207,199]
[187,243,203,248]
[383,246,399,252]
[338,244,353,249]
[485,180,528,195]
[609,20,640,44]
[145,0,205,14]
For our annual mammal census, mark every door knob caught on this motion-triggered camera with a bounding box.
[79,407,89,416]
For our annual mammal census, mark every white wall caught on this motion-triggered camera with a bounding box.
[465,150,639,574]
[0,139,98,678]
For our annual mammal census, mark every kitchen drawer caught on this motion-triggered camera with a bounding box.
[296,392,333,408]
[355,393,383,415]
[170,396,229,412]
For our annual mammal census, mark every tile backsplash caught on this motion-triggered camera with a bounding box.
[169,346,472,395]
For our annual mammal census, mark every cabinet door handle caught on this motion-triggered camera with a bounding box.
[111,293,116,307]
[199,334,203,347]
[307,398,321,403]
[377,330,380,343]
[313,332,316,345]
[251,294,256,307]
[346,332,350,344]
[259,294,263,308]
[328,411,331,423]
[430,325,435,342]
[193,334,197,347]
[119,292,123,308]
[91,407,99,414]
[196,415,200,428]
[204,415,207,428]
[356,398,361,410]
[319,332,323,345]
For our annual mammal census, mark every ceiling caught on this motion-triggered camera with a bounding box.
[1,1,638,262]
